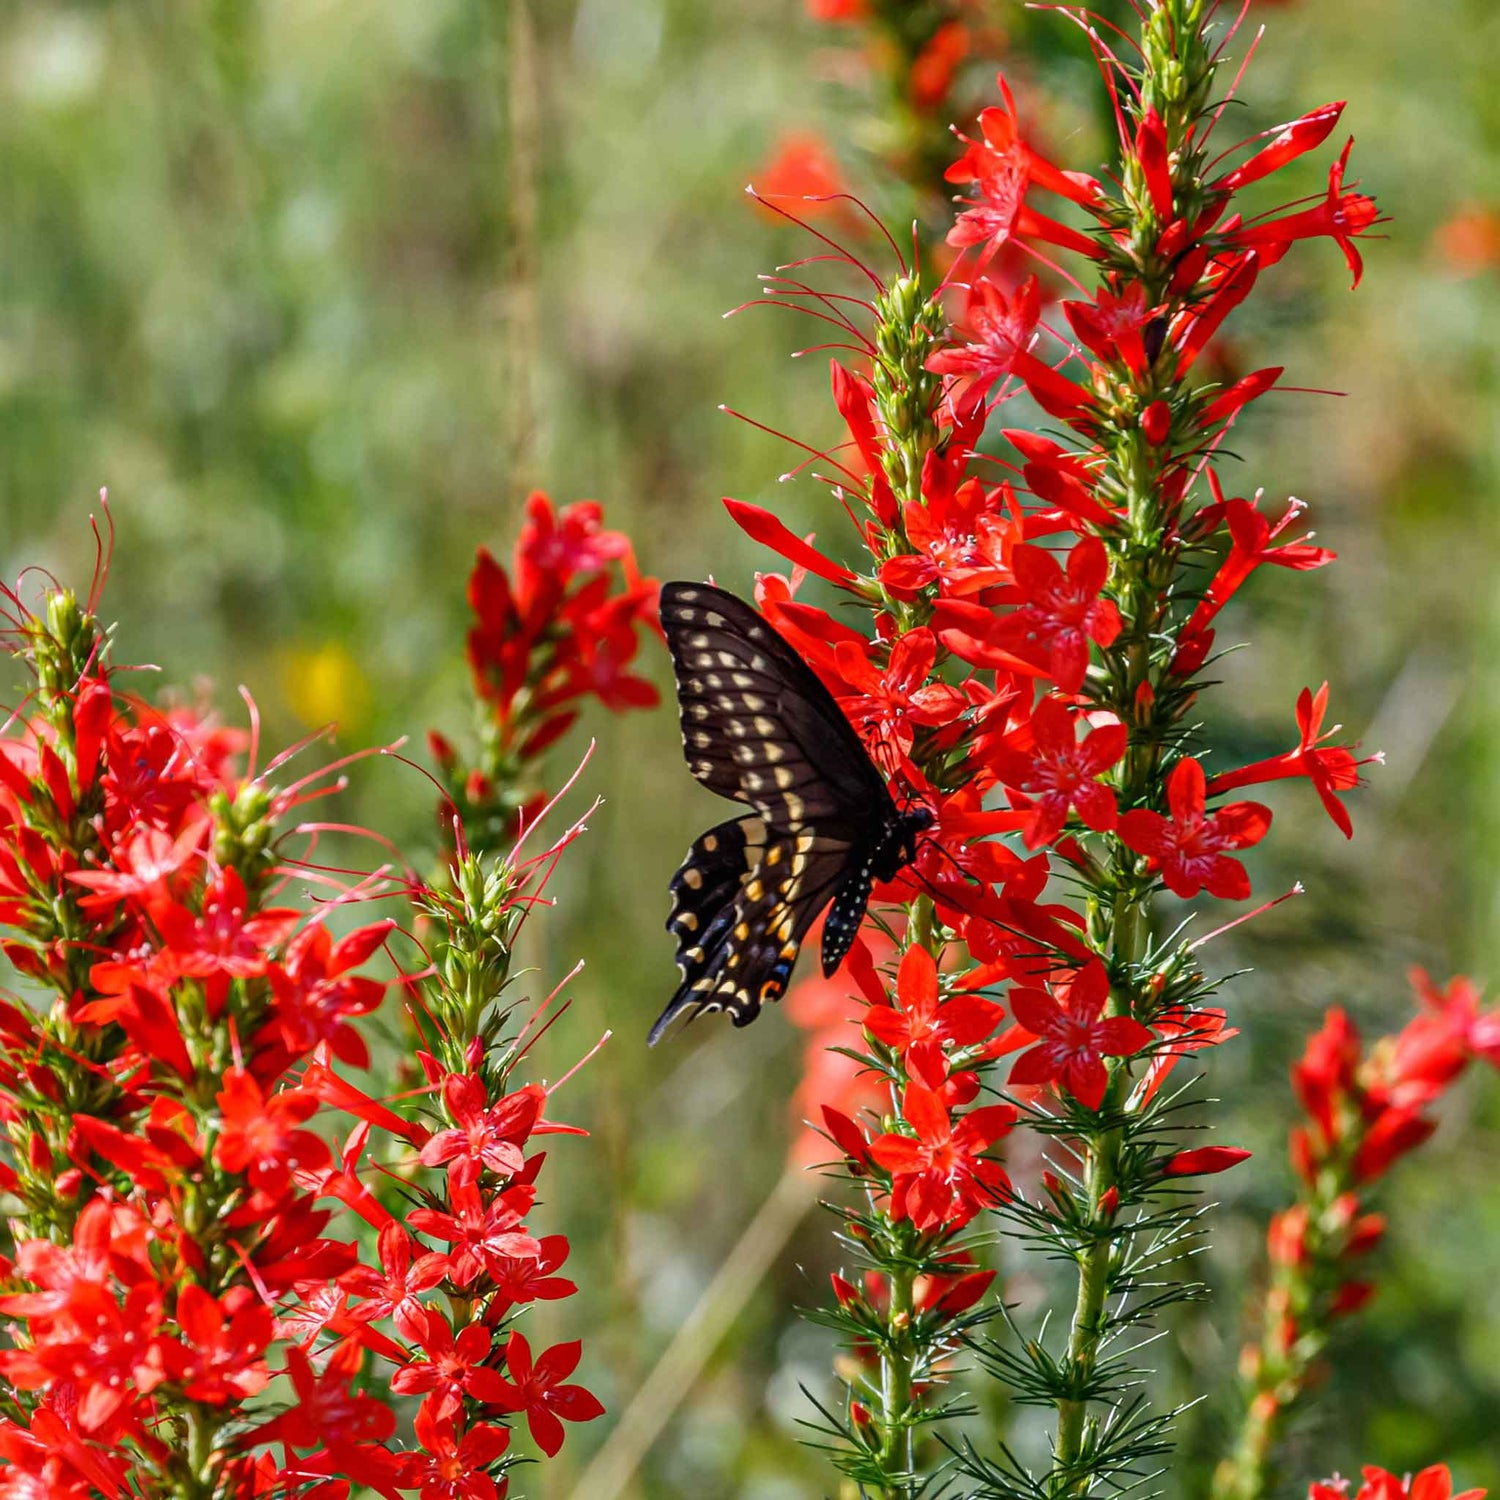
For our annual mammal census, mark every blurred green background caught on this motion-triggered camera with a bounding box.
[1,0,1496,1495]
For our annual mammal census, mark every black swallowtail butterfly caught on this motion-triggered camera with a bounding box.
[649,581,932,1045]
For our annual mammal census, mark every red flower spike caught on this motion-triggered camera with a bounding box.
[1007,961,1154,1110]
[490,1332,605,1457]
[1118,758,1272,901]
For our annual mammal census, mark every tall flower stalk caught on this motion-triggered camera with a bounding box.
[1214,972,1500,1500]
[705,1,1384,1494]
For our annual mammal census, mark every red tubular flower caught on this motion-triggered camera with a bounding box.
[257,919,393,1071]
[946,80,1104,263]
[489,1332,605,1457]
[167,1286,274,1405]
[1207,683,1369,837]
[878,464,1020,599]
[343,1223,448,1334]
[991,537,1122,692]
[1007,961,1153,1110]
[1229,139,1380,286]
[863,946,1003,1087]
[213,1070,331,1195]
[723,496,855,586]
[833,629,969,757]
[986,696,1127,849]
[869,1082,1014,1230]
[417,1075,542,1185]
[399,1404,511,1500]
[389,1310,509,1418]
[1181,491,1336,649]
[1216,102,1345,193]
[407,1183,541,1288]
[1063,282,1155,377]
[1118,758,1272,900]
[926,275,1041,397]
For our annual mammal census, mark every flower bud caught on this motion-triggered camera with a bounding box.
[831,1273,861,1310]
[1142,400,1171,446]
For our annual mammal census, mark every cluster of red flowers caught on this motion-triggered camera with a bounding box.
[433,490,658,848]
[0,567,602,1496]
[1215,971,1500,1498]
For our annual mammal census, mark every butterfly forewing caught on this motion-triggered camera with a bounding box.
[661,583,889,831]
[652,581,920,1043]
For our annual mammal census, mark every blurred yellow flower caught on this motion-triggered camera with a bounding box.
[278,641,370,734]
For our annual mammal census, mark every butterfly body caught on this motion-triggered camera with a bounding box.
[650,581,930,1045]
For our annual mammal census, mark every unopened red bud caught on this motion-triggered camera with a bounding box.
[1142,400,1171,445]
[1289,1126,1317,1184]
[1163,1145,1251,1177]
[1329,1281,1375,1317]
[1327,1191,1359,1229]
[1042,1169,1062,1197]
[1250,1390,1281,1423]
[54,1168,81,1200]
[1274,1312,1298,1355]
[1346,1212,1386,1256]
[427,730,457,769]
[1134,680,1155,716]
[831,1273,861,1310]
[1169,245,1211,294]
[849,1401,874,1435]
[464,1036,485,1071]
[465,769,492,803]
[1099,1185,1119,1219]
[1156,218,1190,259]
[27,1133,51,1172]
[1268,1205,1309,1265]
[23,1064,60,1103]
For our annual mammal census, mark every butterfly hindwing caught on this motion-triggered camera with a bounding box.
[652,817,851,1044]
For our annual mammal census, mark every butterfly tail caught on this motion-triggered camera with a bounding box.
[647,986,701,1048]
